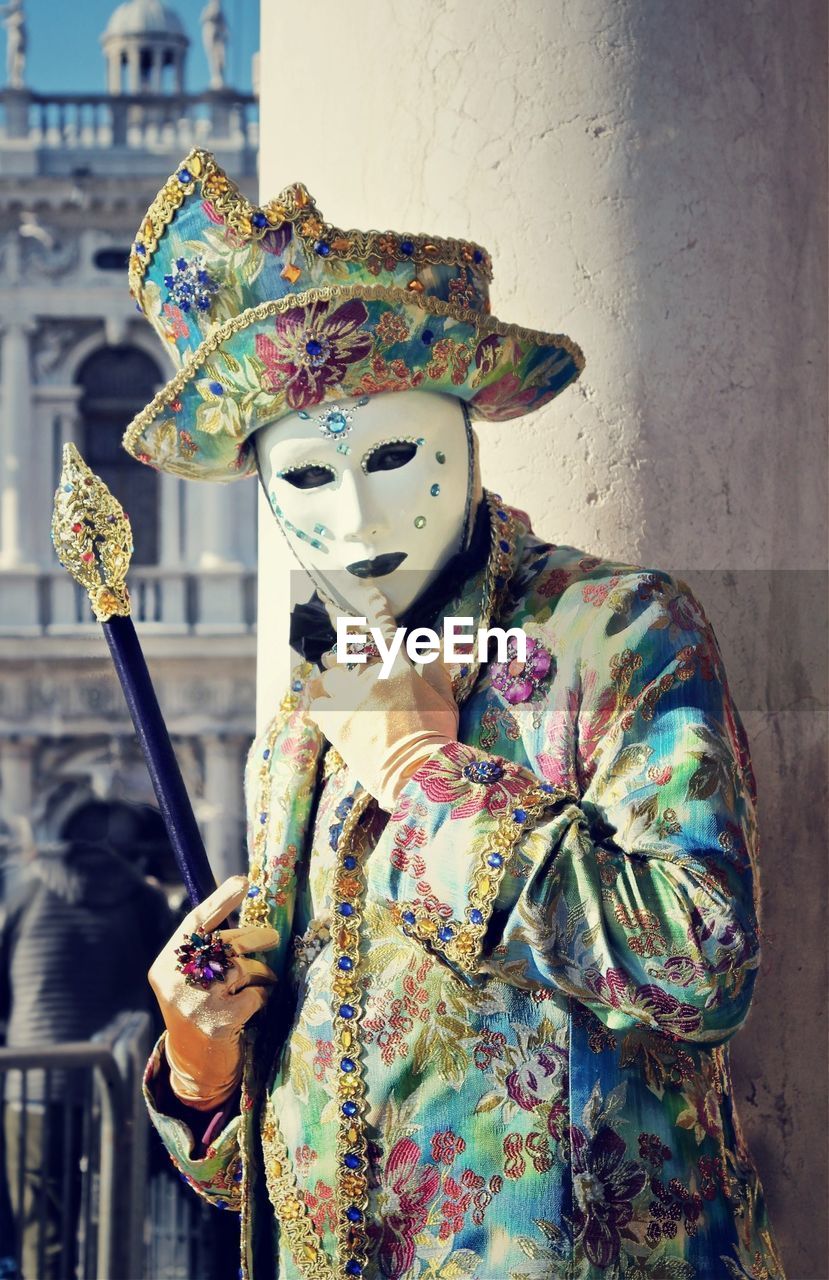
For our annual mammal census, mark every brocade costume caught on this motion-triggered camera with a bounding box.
[144,495,785,1280]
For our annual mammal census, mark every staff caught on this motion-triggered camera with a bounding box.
[50,443,215,908]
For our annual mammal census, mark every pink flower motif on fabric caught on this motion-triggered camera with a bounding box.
[414,742,530,821]
[254,298,373,409]
[376,1136,441,1279]
[490,635,553,705]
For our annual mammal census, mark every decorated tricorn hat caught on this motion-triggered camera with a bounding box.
[122,149,585,481]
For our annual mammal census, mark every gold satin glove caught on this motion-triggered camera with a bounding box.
[307,589,459,811]
[148,875,280,1111]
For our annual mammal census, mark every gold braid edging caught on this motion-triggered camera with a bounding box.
[129,147,493,300]
[122,284,586,454]
[392,783,576,974]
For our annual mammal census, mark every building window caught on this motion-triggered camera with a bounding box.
[93,248,131,271]
[76,346,161,565]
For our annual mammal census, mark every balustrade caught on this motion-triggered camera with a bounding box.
[0,566,257,633]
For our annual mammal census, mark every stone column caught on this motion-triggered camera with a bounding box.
[202,734,244,883]
[0,737,35,826]
[258,2,826,1273]
[0,316,34,568]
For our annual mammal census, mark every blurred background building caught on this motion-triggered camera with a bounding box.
[0,0,259,898]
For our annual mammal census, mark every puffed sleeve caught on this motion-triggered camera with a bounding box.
[366,571,761,1046]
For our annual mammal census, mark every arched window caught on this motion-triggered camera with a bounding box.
[76,346,162,565]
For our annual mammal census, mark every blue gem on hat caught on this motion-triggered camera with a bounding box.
[177,167,192,184]
[400,239,414,255]
[314,239,331,257]
[251,211,269,228]
[164,254,219,315]
[421,329,434,345]
[473,248,483,264]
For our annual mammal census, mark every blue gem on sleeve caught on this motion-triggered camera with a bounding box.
[342,1101,358,1117]
[262,748,270,760]
[135,242,146,256]
[487,852,503,868]
[540,782,555,793]
[338,903,354,917]
[402,910,416,926]
[421,329,434,345]
[335,796,355,821]
[499,539,510,553]
[469,909,484,924]
[339,1004,355,1019]
[343,1153,361,1169]
[513,808,527,823]
[337,956,354,971]
[463,760,505,785]
[246,886,260,898]
[292,678,303,691]
[346,1205,363,1222]
[340,1057,356,1072]
[496,508,507,520]
[438,926,453,942]
[343,855,357,870]
[345,1263,363,1277]
[208,381,224,396]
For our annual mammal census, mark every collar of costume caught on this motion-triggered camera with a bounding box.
[121,149,584,482]
[289,494,492,668]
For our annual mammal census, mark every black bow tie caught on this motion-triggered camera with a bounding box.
[289,500,492,668]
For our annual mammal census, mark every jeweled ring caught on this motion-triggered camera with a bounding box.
[174,930,236,990]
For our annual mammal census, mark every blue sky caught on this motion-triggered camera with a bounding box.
[12,0,259,94]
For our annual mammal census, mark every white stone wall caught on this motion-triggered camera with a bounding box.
[258,3,828,1271]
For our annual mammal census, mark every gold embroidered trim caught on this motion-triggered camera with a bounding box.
[121,285,585,455]
[128,147,493,301]
[391,780,573,973]
[261,1098,335,1280]
[257,787,375,1280]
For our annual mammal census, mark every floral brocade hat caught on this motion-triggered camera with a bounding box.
[122,149,585,481]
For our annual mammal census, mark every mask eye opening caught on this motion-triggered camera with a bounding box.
[277,462,336,490]
[361,437,420,475]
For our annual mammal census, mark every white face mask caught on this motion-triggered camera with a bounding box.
[254,390,474,617]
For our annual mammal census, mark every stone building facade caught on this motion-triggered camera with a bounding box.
[0,0,259,888]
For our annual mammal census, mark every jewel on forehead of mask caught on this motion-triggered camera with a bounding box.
[313,403,354,439]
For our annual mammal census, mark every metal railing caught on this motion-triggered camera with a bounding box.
[0,1013,150,1279]
[0,1012,239,1280]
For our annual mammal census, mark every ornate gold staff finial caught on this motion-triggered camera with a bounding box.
[51,442,133,622]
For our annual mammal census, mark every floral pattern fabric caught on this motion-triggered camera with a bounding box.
[144,503,785,1280]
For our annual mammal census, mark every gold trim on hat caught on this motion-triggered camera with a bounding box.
[128,148,494,305]
[122,282,586,458]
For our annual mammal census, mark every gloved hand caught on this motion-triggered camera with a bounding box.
[306,588,459,811]
[148,875,280,1111]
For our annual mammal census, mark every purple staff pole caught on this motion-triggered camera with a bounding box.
[51,443,215,908]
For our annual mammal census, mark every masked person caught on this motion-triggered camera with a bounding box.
[125,152,785,1280]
